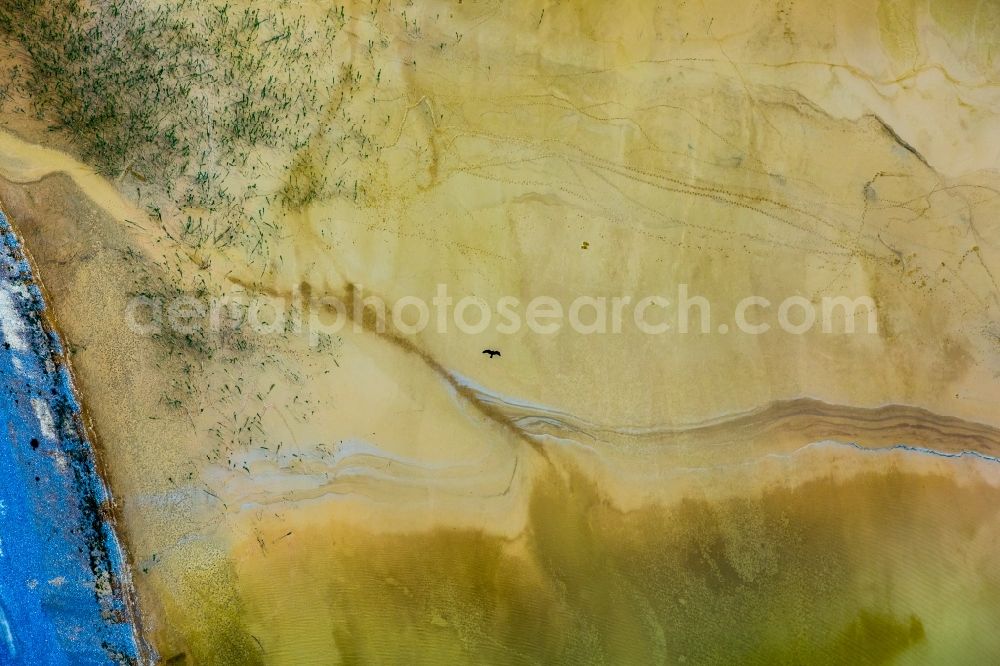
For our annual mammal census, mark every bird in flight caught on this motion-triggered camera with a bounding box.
[482,349,501,358]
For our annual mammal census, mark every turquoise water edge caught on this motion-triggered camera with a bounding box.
[0,208,142,664]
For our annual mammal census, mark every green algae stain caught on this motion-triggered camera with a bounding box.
[831,611,925,663]
[753,610,926,665]
[148,541,264,666]
[928,0,1000,71]
[877,0,919,65]
[279,136,334,211]
[225,465,1000,664]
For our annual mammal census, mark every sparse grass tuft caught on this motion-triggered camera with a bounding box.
[1,0,340,209]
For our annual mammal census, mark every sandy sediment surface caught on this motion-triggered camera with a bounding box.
[1,0,1000,662]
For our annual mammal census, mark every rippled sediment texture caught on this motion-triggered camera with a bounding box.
[1,0,999,663]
